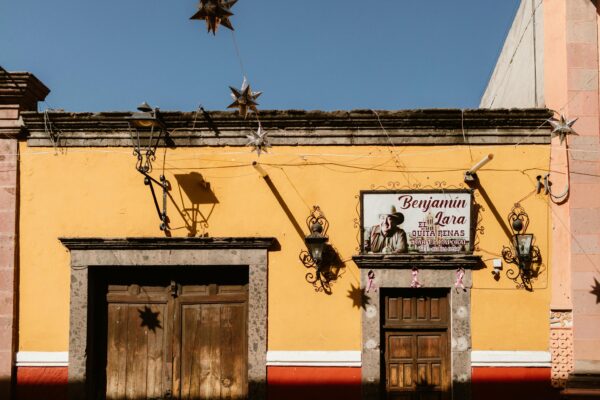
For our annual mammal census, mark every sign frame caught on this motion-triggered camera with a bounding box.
[359,189,476,254]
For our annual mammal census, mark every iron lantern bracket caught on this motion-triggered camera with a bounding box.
[143,173,170,231]
[501,204,542,291]
[300,206,337,294]
[128,103,171,232]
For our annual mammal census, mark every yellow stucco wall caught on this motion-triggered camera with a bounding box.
[18,143,552,352]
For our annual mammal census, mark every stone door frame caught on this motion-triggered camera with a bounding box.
[353,254,482,400]
[60,237,275,400]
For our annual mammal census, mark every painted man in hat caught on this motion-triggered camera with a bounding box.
[367,206,408,253]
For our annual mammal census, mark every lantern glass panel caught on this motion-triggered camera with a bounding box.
[132,118,157,129]
[130,113,160,129]
[305,234,327,264]
[514,234,533,262]
[308,240,325,263]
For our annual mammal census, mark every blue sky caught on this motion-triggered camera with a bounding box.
[1,0,520,112]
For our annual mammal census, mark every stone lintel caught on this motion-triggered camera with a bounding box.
[353,253,483,269]
[59,236,277,250]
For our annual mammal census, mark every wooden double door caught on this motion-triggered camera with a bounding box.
[97,267,248,400]
[382,289,451,400]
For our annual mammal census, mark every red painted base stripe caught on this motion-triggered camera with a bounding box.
[16,367,68,400]
[472,367,559,400]
[268,366,361,400]
[16,365,563,400]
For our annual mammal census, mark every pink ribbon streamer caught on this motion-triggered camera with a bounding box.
[366,270,377,293]
[410,267,422,288]
[455,267,465,290]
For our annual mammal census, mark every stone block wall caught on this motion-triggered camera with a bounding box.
[0,137,18,398]
[0,71,48,399]
[565,0,600,374]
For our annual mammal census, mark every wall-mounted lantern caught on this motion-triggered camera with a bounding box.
[127,102,166,174]
[127,102,170,231]
[300,206,340,294]
[501,204,541,290]
[305,220,328,265]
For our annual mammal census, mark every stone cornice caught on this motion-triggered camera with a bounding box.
[352,253,484,269]
[22,108,552,147]
[0,129,22,138]
[59,237,277,250]
[0,72,50,111]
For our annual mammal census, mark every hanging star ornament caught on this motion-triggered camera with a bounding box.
[549,114,578,145]
[190,0,237,34]
[228,78,261,118]
[591,277,600,304]
[246,123,270,156]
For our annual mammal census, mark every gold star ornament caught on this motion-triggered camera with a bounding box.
[228,78,261,118]
[549,114,578,145]
[190,0,237,35]
[246,123,270,156]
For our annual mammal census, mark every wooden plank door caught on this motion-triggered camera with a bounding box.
[103,272,248,400]
[105,283,170,400]
[383,290,450,400]
[173,283,248,400]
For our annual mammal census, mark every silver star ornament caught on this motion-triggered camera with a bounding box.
[549,115,578,145]
[246,123,270,156]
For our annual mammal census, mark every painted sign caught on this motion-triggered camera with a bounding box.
[361,190,473,254]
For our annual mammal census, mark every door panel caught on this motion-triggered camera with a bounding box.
[385,291,448,328]
[417,335,441,359]
[181,304,220,399]
[218,304,247,398]
[383,290,450,400]
[106,301,168,400]
[385,331,448,399]
[389,335,412,359]
[179,302,247,399]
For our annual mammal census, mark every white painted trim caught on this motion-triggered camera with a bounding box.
[16,352,69,367]
[15,350,551,368]
[266,351,361,367]
[471,351,551,367]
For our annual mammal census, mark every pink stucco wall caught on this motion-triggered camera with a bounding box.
[544,0,600,372]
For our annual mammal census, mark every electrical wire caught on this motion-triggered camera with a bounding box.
[230,31,247,79]
[370,109,412,183]
[461,109,473,161]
